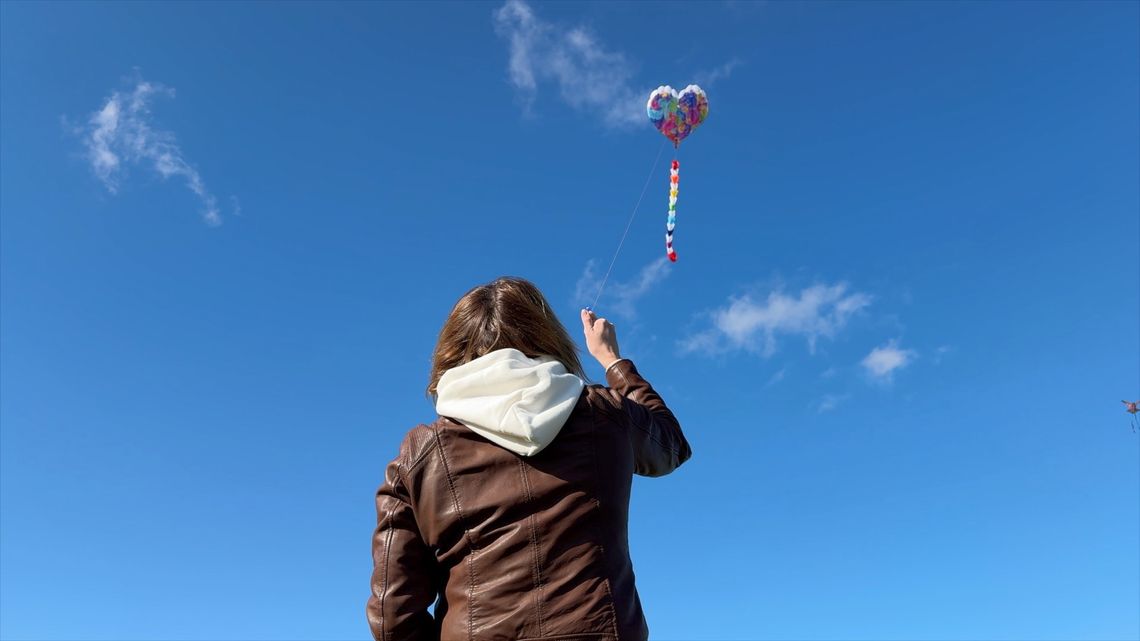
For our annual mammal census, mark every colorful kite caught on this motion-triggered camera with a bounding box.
[647,85,709,262]
[588,85,711,310]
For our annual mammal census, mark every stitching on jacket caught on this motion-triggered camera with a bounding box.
[518,457,546,636]
[399,431,438,535]
[430,424,478,640]
[614,364,631,388]
[611,368,681,458]
[431,428,478,553]
[465,553,476,641]
[600,569,621,641]
[629,413,677,455]
[406,428,438,472]
[587,400,622,640]
[380,491,396,641]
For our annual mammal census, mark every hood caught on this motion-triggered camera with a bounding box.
[435,348,585,456]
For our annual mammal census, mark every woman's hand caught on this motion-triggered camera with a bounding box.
[580,308,622,369]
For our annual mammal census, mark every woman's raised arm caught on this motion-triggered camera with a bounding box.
[581,309,692,477]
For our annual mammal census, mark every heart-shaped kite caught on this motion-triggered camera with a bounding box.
[646,84,709,262]
[646,84,709,147]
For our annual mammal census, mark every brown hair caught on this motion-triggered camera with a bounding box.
[427,277,586,397]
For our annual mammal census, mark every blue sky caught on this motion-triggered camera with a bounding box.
[1,1,1138,639]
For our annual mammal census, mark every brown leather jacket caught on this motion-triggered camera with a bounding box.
[367,359,691,640]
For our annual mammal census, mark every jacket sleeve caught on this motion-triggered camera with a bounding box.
[366,455,439,641]
[605,359,692,477]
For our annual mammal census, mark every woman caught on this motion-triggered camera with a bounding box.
[367,277,691,641]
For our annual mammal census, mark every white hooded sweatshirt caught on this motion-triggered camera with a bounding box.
[435,348,586,457]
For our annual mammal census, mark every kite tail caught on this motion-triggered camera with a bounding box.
[666,157,679,262]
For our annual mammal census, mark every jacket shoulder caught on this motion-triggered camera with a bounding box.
[392,422,440,473]
[584,383,625,418]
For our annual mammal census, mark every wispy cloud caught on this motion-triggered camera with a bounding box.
[76,77,223,226]
[695,58,743,86]
[574,256,670,319]
[861,339,916,382]
[493,0,643,128]
[932,345,953,365]
[817,393,849,413]
[765,367,786,387]
[682,283,872,357]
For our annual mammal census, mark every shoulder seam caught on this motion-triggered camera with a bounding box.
[405,425,439,473]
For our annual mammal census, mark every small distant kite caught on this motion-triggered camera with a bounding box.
[1124,400,1138,432]
[647,85,708,262]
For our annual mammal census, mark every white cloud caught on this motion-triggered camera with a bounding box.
[861,339,916,382]
[682,283,872,357]
[695,58,743,86]
[493,0,643,128]
[817,393,848,413]
[575,256,670,319]
[932,344,952,365]
[765,367,786,387]
[78,77,222,226]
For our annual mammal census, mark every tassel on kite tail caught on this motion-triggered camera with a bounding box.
[666,157,679,262]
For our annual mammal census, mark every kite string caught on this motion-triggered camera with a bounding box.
[591,139,669,310]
